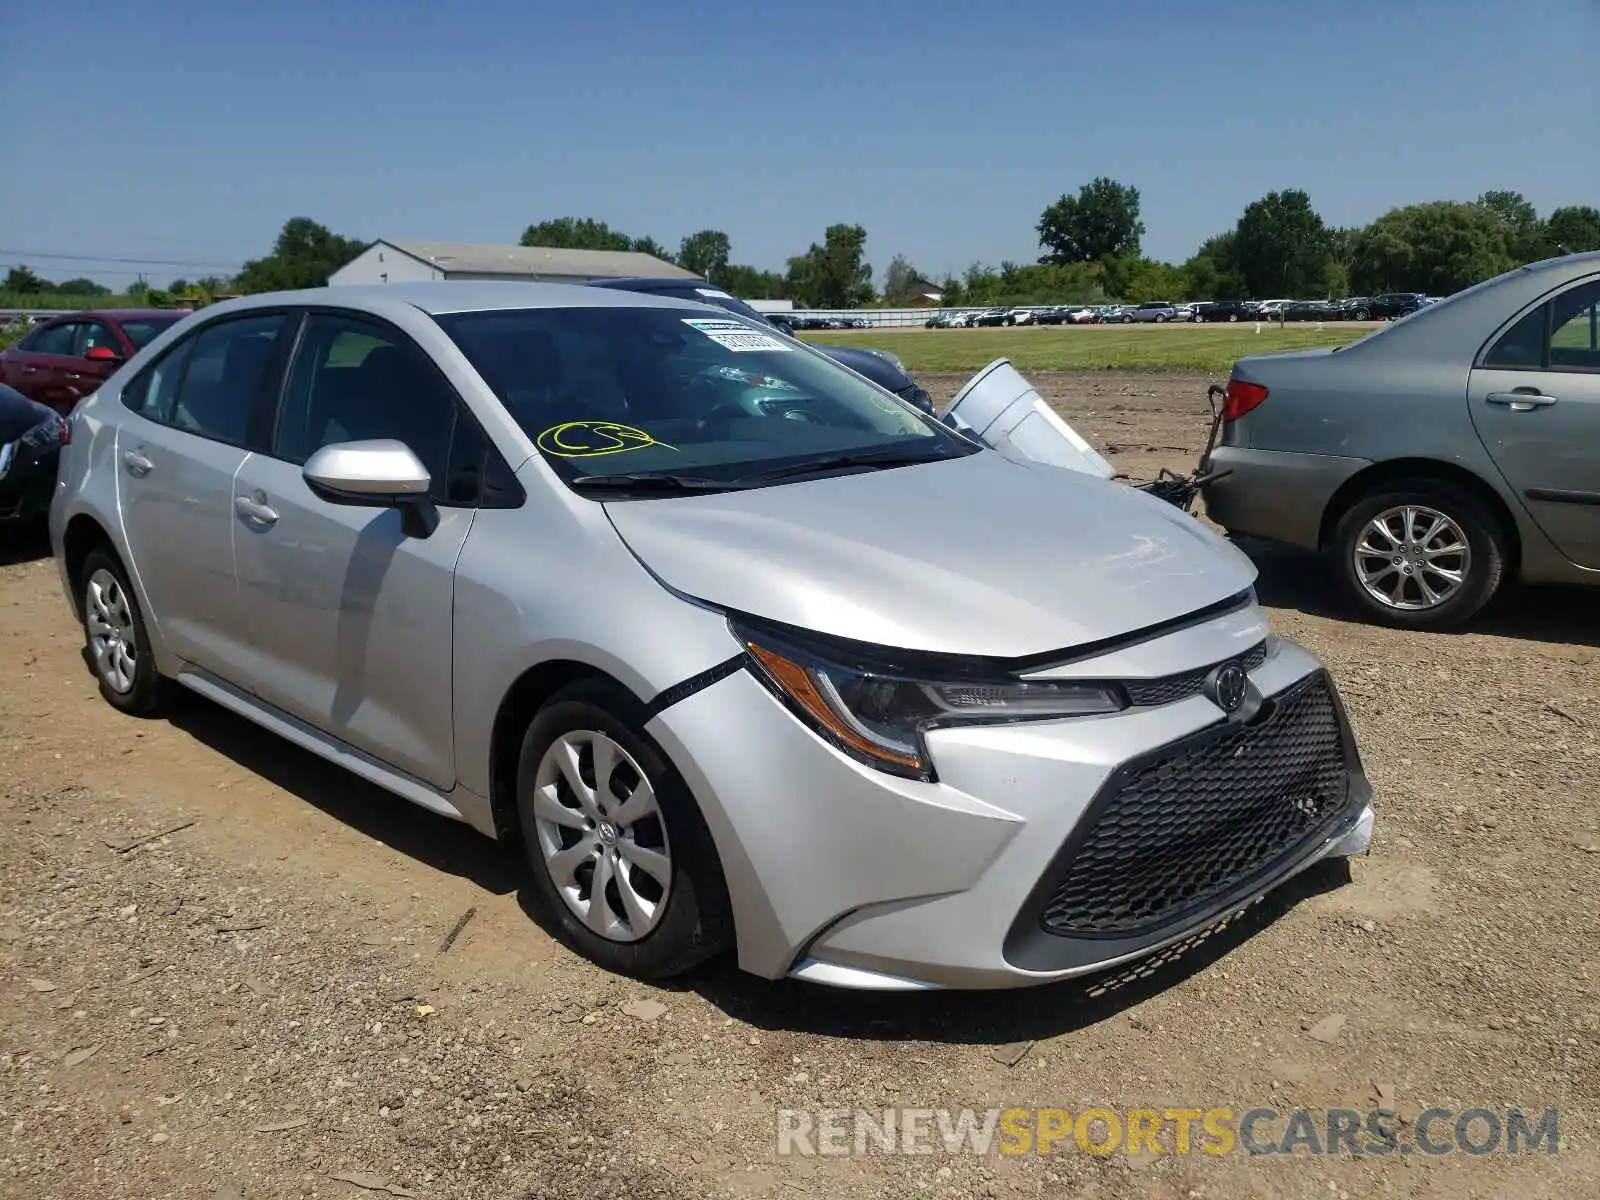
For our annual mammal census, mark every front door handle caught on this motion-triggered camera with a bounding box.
[1486,390,1558,411]
[234,494,279,526]
[122,449,153,477]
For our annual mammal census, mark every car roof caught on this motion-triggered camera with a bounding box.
[38,308,184,323]
[190,281,718,320]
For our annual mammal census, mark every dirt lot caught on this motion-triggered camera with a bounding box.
[2,371,1597,1200]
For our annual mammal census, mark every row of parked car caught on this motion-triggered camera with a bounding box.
[924,294,1441,328]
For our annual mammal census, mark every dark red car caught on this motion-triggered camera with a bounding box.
[0,309,187,413]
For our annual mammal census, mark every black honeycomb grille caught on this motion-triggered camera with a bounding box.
[1123,641,1269,707]
[1039,671,1350,937]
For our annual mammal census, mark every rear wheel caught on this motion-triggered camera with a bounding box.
[80,548,169,715]
[515,678,733,979]
[1331,482,1508,630]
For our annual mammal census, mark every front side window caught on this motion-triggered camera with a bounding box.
[80,323,122,355]
[436,306,968,490]
[274,314,483,505]
[169,314,286,444]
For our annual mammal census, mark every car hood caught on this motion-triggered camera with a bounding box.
[604,450,1258,658]
[811,344,912,391]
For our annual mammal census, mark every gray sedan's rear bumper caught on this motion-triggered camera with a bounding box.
[1202,446,1372,550]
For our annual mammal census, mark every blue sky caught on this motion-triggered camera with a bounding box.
[1,0,1594,290]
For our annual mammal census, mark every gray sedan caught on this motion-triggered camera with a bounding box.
[1204,252,1600,630]
[50,282,1373,989]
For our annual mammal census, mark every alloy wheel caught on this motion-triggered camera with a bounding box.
[1353,505,1472,611]
[531,730,673,942]
[85,568,138,694]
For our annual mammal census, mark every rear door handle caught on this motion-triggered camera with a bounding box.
[234,494,279,526]
[1486,391,1558,411]
[122,449,153,477]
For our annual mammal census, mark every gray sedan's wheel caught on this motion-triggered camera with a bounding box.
[1332,482,1507,630]
[516,679,732,979]
[80,548,168,715]
[531,730,672,942]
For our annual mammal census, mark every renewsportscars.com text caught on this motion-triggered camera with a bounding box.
[776,1106,1560,1158]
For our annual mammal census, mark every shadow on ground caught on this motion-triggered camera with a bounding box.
[1239,537,1599,649]
[168,694,522,897]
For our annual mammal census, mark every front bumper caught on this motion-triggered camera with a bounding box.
[648,608,1374,990]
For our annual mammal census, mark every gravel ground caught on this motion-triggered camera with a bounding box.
[2,370,1597,1199]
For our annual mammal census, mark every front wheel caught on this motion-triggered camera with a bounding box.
[515,679,733,979]
[1331,483,1508,630]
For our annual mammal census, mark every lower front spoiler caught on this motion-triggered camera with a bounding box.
[787,798,1376,992]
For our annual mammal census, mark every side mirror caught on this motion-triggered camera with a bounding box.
[85,346,123,363]
[302,439,438,537]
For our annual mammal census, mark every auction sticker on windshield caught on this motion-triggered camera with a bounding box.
[683,318,792,353]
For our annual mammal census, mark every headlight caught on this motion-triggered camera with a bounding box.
[735,622,1125,780]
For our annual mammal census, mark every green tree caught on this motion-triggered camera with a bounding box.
[1349,201,1515,295]
[1181,233,1246,299]
[786,224,874,308]
[519,216,636,251]
[718,264,787,298]
[235,218,366,292]
[1543,205,1600,255]
[4,266,49,293]
[1233,190,1334,297]
[53,277,104,296]
[1037,177,1145,265]
[1103,257,1186,303]
[1475,190,1543,261]
[678,230,732,282]
[627,235,671,261]
[167,278,190,294]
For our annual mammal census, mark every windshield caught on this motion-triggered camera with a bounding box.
[120,316,182,349]
[437,306,970,488]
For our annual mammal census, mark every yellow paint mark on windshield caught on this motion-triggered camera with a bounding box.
[535,421,677,458]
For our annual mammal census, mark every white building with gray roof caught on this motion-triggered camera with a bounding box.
[328,240,695,286]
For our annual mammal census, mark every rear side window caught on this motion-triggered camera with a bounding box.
[28,323,80,356]
[169,315,287,444]
[121,340,195,421]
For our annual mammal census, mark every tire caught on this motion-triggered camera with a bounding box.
[1331,481,1508,631]
[79,548,169,715]
[1154,315,1167,323]
[1352,309,1370,322]
[515,678,733,980]
[1228,313,1239,322]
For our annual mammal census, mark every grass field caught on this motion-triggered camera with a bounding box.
[799,324,1371,373]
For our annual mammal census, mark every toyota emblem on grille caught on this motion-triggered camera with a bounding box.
[1204,661,1248,715]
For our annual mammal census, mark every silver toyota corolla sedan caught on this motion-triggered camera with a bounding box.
[1205,251,1600,631]
[50,283,1374,990]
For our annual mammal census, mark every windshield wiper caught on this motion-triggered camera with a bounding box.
[731,446,960,485]
[568,471,751,493]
